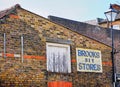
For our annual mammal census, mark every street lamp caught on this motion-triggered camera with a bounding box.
[104,4,118,87]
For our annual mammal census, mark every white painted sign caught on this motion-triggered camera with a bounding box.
[76,48,102,73]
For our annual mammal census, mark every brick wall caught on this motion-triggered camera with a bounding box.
[49,15,120,74]
[0,8,112,87]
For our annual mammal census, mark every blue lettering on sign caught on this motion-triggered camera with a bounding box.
[85,58,95,63]
[78,50,100,58]
[79,63,101,71]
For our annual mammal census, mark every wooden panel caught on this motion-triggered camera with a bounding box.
[46,43,71,73]
[48,81,72,87]
[9,14,19,19]
[24,55,46,60]
[102,61,112,66]
[71,59,76,63]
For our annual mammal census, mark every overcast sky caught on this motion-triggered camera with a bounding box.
[0,0,119,22]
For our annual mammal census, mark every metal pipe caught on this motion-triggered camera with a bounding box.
[4,33,6,59]
[21,35,24,63]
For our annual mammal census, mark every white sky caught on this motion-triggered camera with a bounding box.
[0,0,119,22]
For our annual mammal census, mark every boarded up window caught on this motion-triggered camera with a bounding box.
[46,43,71,73]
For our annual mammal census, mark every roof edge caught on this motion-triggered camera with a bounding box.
[0,4,21,19]
[1,5,112,48]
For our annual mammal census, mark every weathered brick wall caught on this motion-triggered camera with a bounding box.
[0,58,46,87]
[49,15,120,74]
[48,16,112,46]
[0,8,112,87]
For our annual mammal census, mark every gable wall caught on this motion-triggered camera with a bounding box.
[0,8,112,87]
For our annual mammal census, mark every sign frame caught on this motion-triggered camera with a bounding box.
[76,48,102,73]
